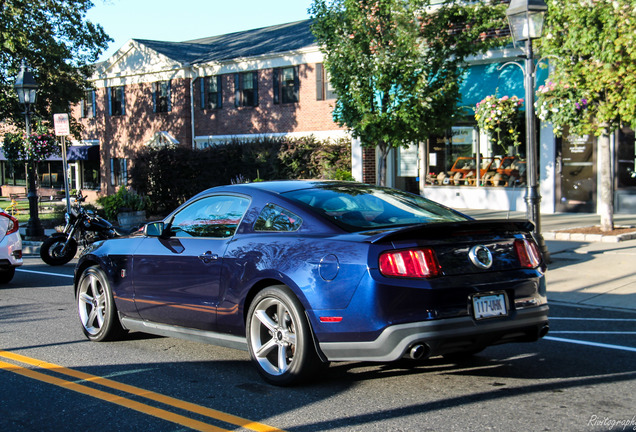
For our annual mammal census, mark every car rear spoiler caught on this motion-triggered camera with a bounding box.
[368,219,535,244]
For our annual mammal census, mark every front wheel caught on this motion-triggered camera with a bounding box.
[246,285,323,386]
[40,235,77,265]
[76,266,126,342]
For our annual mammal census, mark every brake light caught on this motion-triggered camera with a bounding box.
[379,248,441,278]
[0,212,19,235]
[514,239,542,268]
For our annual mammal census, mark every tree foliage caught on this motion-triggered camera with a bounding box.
[310,0,507,185]
[536,0,636,230]
[537,0,636,136]
[0,0,111,132]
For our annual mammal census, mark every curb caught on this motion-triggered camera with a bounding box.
[543,226,636,243]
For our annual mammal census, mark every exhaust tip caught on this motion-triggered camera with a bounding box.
[408,344,428,360]
[539,325,549,338]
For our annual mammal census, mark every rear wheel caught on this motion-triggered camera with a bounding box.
[246,285,323,386]
[77,266,126,341]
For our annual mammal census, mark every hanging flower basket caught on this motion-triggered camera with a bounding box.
[2,132,60,162]
[535,81,590,137]
[474,95,524,153]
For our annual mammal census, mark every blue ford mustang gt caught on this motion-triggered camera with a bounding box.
[75,180,549,385]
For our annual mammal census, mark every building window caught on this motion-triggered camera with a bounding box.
[201,76,222,110]
[108,86,126,116]
[110,158,128,186]
[234,72,258,107]
[316,63,336,101]
[81,90,96,118]
[273,66,299,104]
[153,81,171,113]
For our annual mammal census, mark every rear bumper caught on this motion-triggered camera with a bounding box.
[318,305,549,362]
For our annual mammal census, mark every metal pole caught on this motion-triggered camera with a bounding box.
[24,110,44,238]
[523,39,549,260]
[61,136,71,213]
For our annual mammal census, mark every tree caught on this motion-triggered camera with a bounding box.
[0,0,111,132]
[536,0,636,231]
[310,0,507,185]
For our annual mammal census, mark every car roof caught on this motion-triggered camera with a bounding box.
[203,180,360,195]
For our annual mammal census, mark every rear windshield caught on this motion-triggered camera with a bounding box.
[283,184,468,231]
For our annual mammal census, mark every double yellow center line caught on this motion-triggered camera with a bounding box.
[0,350,284,432]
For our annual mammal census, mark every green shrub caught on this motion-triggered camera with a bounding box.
[97,187,151,220]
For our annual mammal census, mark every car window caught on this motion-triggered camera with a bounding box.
[283,184,468,231]
[254,204,302,232]
[170,195,249,238]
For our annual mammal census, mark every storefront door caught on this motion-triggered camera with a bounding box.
[555,132,596,212]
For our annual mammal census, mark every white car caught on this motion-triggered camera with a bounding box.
[0,210,22,283]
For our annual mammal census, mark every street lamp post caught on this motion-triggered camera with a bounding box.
[14,62,44,238]
[506,0,548,255]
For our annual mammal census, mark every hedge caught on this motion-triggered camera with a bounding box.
[130,136,352,215]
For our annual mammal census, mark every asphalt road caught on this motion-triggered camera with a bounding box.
[1,257,635,432]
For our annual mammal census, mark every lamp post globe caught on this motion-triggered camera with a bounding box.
[14,62,44,238]
[506,0,548,258]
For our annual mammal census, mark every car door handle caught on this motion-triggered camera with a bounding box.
[198,251,218,263]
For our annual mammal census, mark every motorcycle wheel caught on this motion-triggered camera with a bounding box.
[40,236,78,266]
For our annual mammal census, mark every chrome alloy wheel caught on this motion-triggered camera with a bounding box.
[249,297,298,376]
[77,269,107,336]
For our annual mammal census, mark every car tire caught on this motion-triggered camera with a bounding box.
[76,266,126,342]
[246,285,323,386]
[0,267,15,284]
[40,236,78,266]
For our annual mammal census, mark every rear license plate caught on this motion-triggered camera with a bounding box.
[472,293,508,320]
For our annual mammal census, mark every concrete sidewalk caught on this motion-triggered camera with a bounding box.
[463,209,636,313]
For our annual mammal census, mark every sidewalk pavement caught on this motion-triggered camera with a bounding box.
[462,209,636,313]
[21,210,636,313]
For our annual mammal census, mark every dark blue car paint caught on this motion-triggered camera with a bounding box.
[75,181,548,363]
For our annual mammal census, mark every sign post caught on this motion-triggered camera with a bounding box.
[53,113,71,213]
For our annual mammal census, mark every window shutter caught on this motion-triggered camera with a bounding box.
[293,66,300,103]
[316,63,324,101]
[234,73,240,107]
[91,90,96,117]
[217,75,223,109]
[110,159,115,186]
[121,86,126,115]
[253,72,259,106]
[152,82,157,113]
[167,81,172,112]
[273,68,280,104]
[80,99,86,118]
[200,78,206,109]
[108,88,112,115]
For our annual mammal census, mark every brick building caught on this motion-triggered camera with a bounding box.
[67,20,350,199]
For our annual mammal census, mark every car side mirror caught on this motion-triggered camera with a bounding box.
[143,222,164,237]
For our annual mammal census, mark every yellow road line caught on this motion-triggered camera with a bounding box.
[0,350,284,432]
[0,360,226,432]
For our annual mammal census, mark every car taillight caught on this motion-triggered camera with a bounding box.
[0,212,19,235]
[379,248,441,278]
[514,238,542,268]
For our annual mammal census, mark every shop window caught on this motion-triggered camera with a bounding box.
[82,160,100,190]
[423,125,527,188]
[234,72,258,107]
[37,162,64,189]
[2,161,26,186]
[153,81,171,113]
[273,67,299,104]
[108,86,126,116]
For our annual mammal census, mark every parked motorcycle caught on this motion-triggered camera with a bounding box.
[40,192,134,265]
